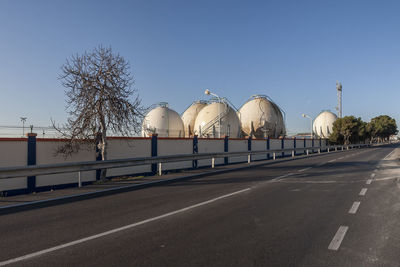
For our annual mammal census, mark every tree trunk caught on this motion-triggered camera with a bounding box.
[99,121,108,181]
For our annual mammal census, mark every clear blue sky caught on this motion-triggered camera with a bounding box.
[1,0,399,134]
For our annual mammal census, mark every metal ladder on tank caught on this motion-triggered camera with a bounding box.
[200,108,229,138]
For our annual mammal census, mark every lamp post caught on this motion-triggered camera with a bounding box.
[205,89,222,138]
[20,117,27,137]
[302,114,313,138]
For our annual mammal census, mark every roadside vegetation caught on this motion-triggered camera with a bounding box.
[329,115,398,145]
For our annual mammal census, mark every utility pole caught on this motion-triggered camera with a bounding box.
[20,117,27,136]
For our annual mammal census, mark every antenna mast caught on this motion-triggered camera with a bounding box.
[336,81,342,118]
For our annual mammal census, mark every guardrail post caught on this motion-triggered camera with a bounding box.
[224,135,229,165]
[27,133,37,193]
[267,137,270,160]
[78,171,82,188]
[212,157,215,168]
[273,152,276,160]
[247,136,252,163]
[158,163,162,175]
[292,150,295,158]
[192,135,198,168]
[318,148,321,154]
[151,134,158,175]
[293,137,296,156]
[281,138,284,158]
[304,138,306,155]
[328,147,330,153]
[306,149,309,155]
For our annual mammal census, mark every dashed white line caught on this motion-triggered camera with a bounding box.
[328,159,337,163]
[0,188,251,266]
[276,173,291,179]
[359,188,368,196]
[366,179,372,185]
[371,173,376,178]
[328,226,349,251]
[349,201,361,214]
[298,167,312,172]
[273,173,296,181]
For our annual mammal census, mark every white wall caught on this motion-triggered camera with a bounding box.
[284,139,295,156]
[158,138,192,171]
[296,139,305,148]
[0,139,27,191]
[107,138,151,177]
[0,137,330,192]
[252,140,268,161]
[306,139,313,148]
[270,139,282,150]
[36,140,96,187]
[229,139,248,163]
[198,139,224,167]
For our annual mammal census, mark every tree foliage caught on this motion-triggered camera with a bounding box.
[54,45,143,180]
[329,115,397,144]
[367,115,397,142]
[329,116,365,145]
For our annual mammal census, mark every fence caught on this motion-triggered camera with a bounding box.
[0,134,354,195]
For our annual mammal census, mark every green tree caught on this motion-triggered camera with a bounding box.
[368,115,397,142]
[329,116,366,145]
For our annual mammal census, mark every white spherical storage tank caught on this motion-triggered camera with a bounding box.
[181,100,207,137]
[313,110,337,138]
[193,102,241,138]
[238,95,286,138]
[142,103,185,137]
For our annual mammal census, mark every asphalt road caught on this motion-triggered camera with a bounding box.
[0,144,399,266]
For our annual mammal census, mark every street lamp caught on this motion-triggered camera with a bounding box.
[302,114,313,138]
[20,117,27,137]
[204,89,222,138]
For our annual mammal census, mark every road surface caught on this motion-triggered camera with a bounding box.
[0,144,399,266]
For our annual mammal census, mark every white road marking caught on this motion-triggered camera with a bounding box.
[328,226,349,250]
[349,201,361,214]
[384,149,396,160]
[276,173,294,179]
[298,167,312,172]
[359,188,368,196]
[374,176,400,182]
[328,159,337,163]
[338,157,344,160]
[371,173,376,178]
[0,188,251,266]
[276,180,341,184]
[366,179,372,185]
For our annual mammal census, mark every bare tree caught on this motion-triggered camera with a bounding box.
[54,45,143,180]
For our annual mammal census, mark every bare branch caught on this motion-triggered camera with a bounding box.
[54,45,144,180]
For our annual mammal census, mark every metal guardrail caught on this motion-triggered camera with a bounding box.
[0,144,369,181]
